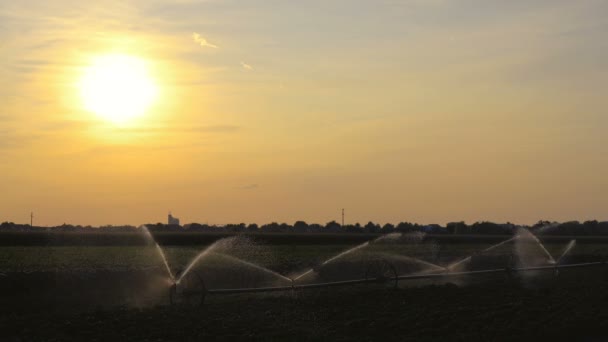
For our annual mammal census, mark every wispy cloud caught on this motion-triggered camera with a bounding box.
[192,32,218,48]
[79,141,212,155]
[0,131,40,151]
[240,61,253,70]
[237,184,259,190]
[117,124,240,134]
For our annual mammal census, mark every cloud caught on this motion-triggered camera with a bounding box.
[117,124,240,134]
[192,32,218,48]
[237,184,259,190]
[0,131,40,151]
[240,61,253,70]
[39,119,92,131]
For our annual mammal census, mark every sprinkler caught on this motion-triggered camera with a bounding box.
[169,269,207,307]
[152,234,608,308]
[365,258,398,288]
[168,268,182,305]
[169,280,178,305]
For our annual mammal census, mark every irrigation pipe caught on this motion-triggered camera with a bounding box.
[172,261,607,302]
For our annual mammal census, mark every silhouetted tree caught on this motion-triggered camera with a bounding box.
[260,222,281,233]
[325,221,341,233]
[343,224,361,233]
[294,221,309,233]
[447,221,467,234]
[381,223,395,233]
[247,223,259,232]
[308,223,323,233]
[364,221,380,233]
[396,222,416,233]
[533,220,553,229]
[470,222,510,235]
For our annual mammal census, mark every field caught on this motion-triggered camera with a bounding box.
[2,232,608,341]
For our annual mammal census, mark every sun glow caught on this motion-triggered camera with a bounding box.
[79,54,158,124]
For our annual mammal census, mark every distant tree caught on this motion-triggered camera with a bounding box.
[188,223,215,232]
[364,221,380,233]
[423,224,445,234]
[533,220,552,229]
[225,223,246,232]
[343,224,361,233]
[555,221,582,236]
[294,221,309,233]
[325,221,341,232]
[446,221,467,234]
[247,223,259,232]
[260,222,281,233]
[396,222,415,233]
[0,222,15,230]
[308,223,323,233]
[598,222,608,235]
[470,222,510,235]
[583,220,599,235]
[382,223,395,233]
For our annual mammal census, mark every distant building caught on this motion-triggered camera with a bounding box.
[168,212,180,226]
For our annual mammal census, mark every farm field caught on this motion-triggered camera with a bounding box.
[0,233,606,274]
[4,271,608,341]
[2,232,608,341]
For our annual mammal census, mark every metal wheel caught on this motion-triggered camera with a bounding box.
[365,258,398,288]
[170,271,206,306]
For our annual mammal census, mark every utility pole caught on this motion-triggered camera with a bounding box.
[30,212,34,227]
[341,208,344,226]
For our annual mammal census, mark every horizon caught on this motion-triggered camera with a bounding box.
[2,1,607,226]
[3,217,605,229]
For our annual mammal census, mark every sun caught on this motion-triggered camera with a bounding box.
[79,54,158,124]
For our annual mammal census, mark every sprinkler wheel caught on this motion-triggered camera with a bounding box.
[365,258,398,288]
[170,271,207,307]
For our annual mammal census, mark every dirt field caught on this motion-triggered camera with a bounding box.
[2,232,608,341]
[4,274,608,341]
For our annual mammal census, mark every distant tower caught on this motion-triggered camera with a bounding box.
[341,208,344,226]
[30,212,34,227]
[168,211,180,226]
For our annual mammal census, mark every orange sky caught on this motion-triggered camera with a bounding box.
[1,1,607,226]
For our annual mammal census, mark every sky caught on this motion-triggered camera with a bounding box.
[1,0,607,226]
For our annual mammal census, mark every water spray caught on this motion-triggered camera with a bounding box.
[137,231,607,308]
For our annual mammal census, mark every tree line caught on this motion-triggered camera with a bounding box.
[1,220,608,235]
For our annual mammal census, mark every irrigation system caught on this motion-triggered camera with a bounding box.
[169,259,608,306]
[142,226,606,307]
